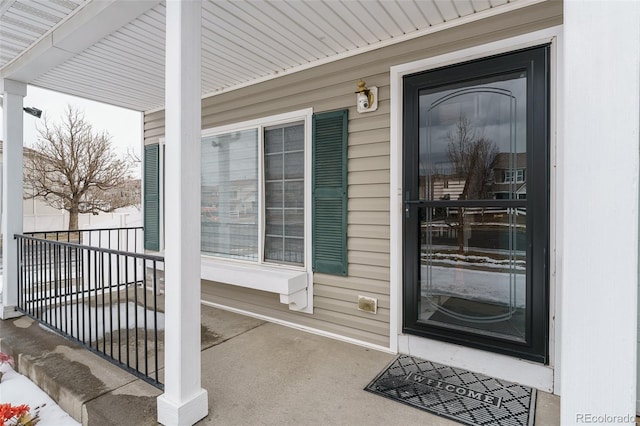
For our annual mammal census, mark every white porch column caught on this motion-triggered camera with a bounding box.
[561,1,639,423]
[0,79,26,320]
[157,1,207,425]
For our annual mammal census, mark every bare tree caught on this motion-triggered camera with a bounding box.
[24,106,137,230]
[446,116,498,252]
[126,145,141,164]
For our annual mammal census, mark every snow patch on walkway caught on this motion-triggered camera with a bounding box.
[41,302,165,342]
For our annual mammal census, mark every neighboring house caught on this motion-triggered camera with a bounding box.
[490,152,527,200]
[0,140,141,232]
[421,175,466,201]
[0,141,59,230]
[425,153,528,201]
[1,1,639,425]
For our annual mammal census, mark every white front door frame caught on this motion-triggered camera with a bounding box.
[389,26,562,393]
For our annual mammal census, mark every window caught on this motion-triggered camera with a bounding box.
[143,108,347,310]
[264,124,305,264]
[200,110,311,268]
[504,169,525,183]
[201,128,259,261]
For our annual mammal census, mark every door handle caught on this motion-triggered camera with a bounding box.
[404,200,421,218]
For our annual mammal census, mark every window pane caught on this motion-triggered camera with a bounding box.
[265,122,304,265]
[284,181,304,208]
[285,209,304,237]
[264,236,284,262]
[418,206,527,342]
[419,72,527,201]
[265,128,283,154]
[284,151,304,179]
[265,236,304,264]
[285,238,304,264]
[265,182,283,208]
[284,125,304,151]
[265,209,283,236]
[265,152,284,180]
[201,129,258,261]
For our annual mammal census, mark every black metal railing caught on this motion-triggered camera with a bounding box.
[15,227,165,389]
[26,227,144,251]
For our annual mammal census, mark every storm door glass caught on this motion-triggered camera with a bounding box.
[403,46,549,362]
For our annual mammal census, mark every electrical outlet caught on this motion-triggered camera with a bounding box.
[358,295,377,314]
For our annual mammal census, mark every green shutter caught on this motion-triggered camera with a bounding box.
[312,109,348,276]
[144,144,160,251]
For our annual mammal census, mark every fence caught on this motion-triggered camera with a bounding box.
[15,227,165,389]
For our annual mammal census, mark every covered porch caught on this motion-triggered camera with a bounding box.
[1,1,639,425]
[0,301,561,425]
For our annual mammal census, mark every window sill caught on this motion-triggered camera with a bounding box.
[201,257,309,311]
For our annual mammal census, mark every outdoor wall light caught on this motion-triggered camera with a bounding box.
[23,107,42,118]
[0,96,42,118]
[355,79,378,113]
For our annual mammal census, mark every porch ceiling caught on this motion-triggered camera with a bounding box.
[1,0,536,112]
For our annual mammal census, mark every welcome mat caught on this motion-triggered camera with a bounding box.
[365,355,536,426]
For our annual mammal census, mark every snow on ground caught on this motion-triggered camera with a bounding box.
[426,252,526,270]
[1,272,78,423]
[43,302,165,342]
[422,264,526,308]
[0,302,164,425]
[0,363,79,426]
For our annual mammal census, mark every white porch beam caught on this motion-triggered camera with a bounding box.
[0,0,161,83]
[0,79,26,319]
[156,1,207,425]
[560,1,639,423]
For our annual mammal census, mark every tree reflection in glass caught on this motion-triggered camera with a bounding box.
[418,75,527,342]
[445,115,498,253]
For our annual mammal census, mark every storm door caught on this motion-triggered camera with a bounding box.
[402,46,549,363]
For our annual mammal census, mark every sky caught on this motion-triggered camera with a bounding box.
[0,85,142,176]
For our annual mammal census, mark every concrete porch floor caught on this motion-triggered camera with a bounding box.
[0,304,560,425]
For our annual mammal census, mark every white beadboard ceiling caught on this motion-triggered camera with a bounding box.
[1,0,530,112]
[0,0,87,66]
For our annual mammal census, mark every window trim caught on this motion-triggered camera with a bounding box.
[200,108,314,312]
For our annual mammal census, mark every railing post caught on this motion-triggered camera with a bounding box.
[0,79,27,319]
[14,230,163,386]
